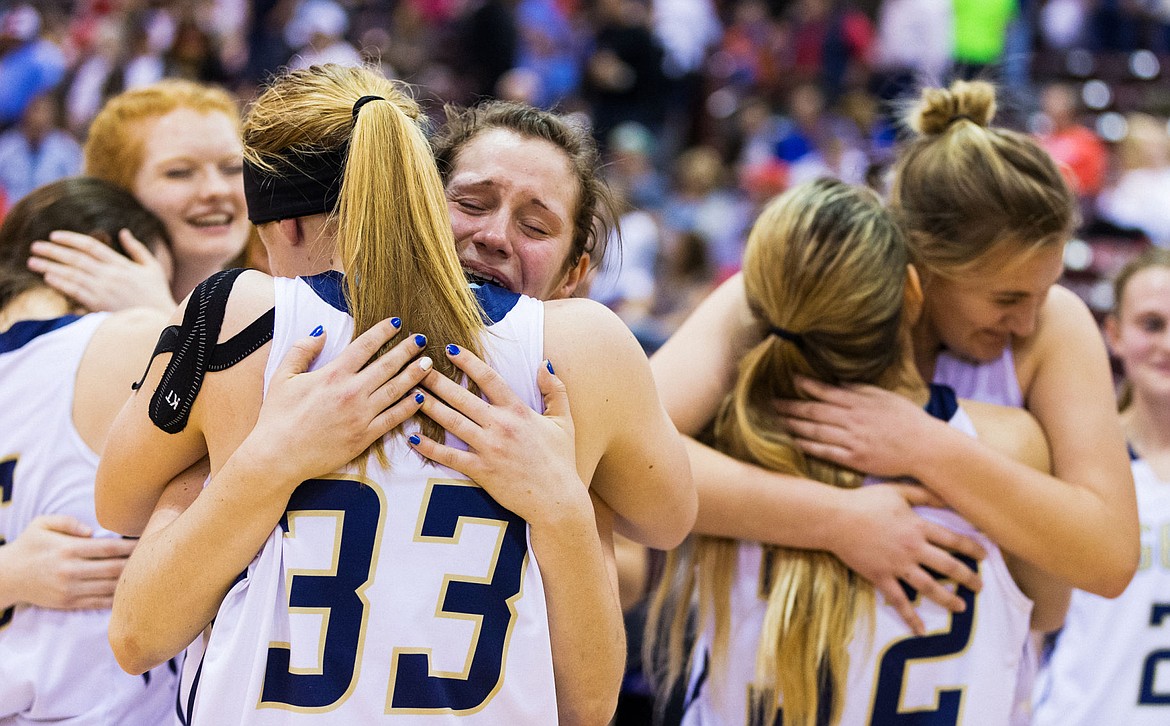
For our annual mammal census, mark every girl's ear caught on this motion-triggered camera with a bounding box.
[903,264,924,326]
[553,253,591,300]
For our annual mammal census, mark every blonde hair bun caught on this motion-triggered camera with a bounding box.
[910,80,997,136]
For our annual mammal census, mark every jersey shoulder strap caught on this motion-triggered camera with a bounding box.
[132,268,274,433]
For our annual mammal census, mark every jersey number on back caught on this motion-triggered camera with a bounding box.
[870,555,978,724]
[0,457,15,629]
[1139,603,1170,704]
[259,477,526,713]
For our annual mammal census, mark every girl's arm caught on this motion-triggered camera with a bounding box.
[965,401,1072,633]
[93,286,236,537]
[652,273,985,632]
[550,299,696,551]
[780,287,1138,597]
[108,320,433,672]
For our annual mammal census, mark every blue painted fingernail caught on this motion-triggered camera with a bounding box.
[390,317,401,328]
[446,344,460,356]
[309,325,324,337]
[414,391,425,404]
[408,434,421,445]
[545,360,555,375]
[414,334,426,347]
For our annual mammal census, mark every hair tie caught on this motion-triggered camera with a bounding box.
[769,326,803,346]
[352,95,386,121]
[946,113,975,129]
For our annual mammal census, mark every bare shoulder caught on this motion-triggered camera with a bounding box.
[962,400,1052,474]
[96,306,171,339]
[85,308,170,385]
[1015,284,1101,385]
[202,269,276,342]
[543,297,645,368]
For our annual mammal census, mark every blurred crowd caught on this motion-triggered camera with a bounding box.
[4,0,1170,347]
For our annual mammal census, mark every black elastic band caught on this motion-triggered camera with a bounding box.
[352,95,385,121]
[768,325,804,346]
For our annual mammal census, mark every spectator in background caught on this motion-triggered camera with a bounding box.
[605,121,668,211]
[459,0,519,99]
[661,145,749,282]
[715,0,783,96]
[514,0,581,108]
[118,9,169,91]
[786,0,874,103]
[164,16,230,85]
[62,16,126,136]
[286,0,363,70]
[589,185,662,348]
[585,0,669,148]
[1036,81,1108,201]
[61,11,172,137]
[952,0,1018,79]
[872,0,953,103]
[0,94,82,205]
[1097,113,1170,246]
[0,5,66,129]
[772,81,867,184]
[651,0,721,152]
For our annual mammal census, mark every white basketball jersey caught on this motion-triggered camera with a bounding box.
[180,272,558,724]
[0,314,177,725]
[682,386,1033,726]
[1032,457,1170,725]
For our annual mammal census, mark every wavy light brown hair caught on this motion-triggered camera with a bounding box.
[431,100,617,272]
[243,64,484,449]
[646,179,911,726]
[892,80,1077,277]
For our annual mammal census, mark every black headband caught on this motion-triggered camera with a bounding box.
[243,95,388,225]
[242,148,346,225]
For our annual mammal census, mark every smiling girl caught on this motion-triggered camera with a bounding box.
[28,80,249,311]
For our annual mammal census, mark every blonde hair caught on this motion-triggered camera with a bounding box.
[646,179,909,726]
[893,81,1076,277]
[243,64,483,449]
[84,79,241,190]
[1111,247,1170,412]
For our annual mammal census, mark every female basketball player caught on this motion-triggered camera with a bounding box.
[647,178,1067,726]
[651,81,1136,634]
[0,177,176,722]
[100,64,692,724]
[1032,248,1170,724]
[27,80,250,311]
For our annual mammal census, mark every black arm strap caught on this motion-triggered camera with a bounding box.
[130,268,275,434]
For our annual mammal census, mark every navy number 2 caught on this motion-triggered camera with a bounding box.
[870,555,978,724]
[0,456,16,629]
[1139,603,1170,704]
